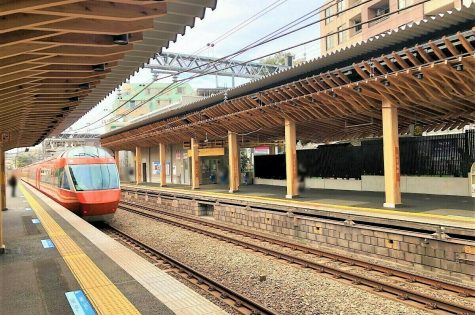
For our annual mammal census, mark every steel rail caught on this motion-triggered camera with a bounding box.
[105,225,278,315]
[120,191,473,296]
[118,199,475,315]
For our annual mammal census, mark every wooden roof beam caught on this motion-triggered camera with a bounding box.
[33,32,143,46]
[0,0,82,16]
[32,18,154,35]
[32,1,167,21]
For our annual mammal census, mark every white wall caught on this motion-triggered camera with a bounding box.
[254,175,471,196]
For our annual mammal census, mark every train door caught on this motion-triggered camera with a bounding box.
[36,168,40,189]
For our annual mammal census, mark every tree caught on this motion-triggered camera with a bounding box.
[240,150,251,173]
[260,52,294,66]
[15,153,34,168]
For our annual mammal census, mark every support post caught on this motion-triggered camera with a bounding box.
[228,131,240,193]
[0,148,6,253]
[114,150,120,171]
[285,118,298,198]
[159,143,166,187]
[382,99,401,208]
[191,138,200,190]
[135,147,142,185]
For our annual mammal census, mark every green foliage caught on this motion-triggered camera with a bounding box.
[240,151,250,173]
[260,52,294,66]
[15,153,34,168]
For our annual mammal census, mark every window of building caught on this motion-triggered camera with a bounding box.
[369,0,390,26]
[336,0,344,14]
[126,100,136,109]
[177,87,184,94]
[324,6,334,25]
[398,0,413,9]
[337,24,346,44]
[350,14,362,36]
[325,33,335,51]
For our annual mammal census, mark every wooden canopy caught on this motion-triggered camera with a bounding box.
[0,0,216,151]
[101,27,475,150]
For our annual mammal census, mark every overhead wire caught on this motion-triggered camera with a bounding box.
[78,0,427,134]
[71,0,345,133]
[91,0,435,138]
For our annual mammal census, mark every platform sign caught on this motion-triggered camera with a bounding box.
[65,290,96,315]
[41,239,54,248]
[32,218,40,224]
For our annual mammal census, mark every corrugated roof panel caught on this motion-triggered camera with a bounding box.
[102,2,474,139]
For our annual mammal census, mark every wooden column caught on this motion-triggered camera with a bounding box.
[382,99,401,208]
[159,143,166,187]
[228,131,240,193]
[191,138,200,189]
[135,147,142,185]
[285,118,298,199]
[0,148,6,253]
[114,150,120,173]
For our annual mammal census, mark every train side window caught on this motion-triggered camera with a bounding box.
[61,169,71,190]
[58,169,63,187]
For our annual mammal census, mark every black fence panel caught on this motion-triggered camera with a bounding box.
[254,154,286,179]
[254,131,475,179]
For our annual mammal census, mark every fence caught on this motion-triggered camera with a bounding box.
[254,130,475,179]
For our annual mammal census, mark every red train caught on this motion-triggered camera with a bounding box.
[21,146,120,221]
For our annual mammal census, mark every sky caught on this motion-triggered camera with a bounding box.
[68,0,325,134]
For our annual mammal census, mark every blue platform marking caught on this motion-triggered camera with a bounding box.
[65,290,96,315]
[41,239,55,248]
[32,218,40,224]
[25,207,32,211]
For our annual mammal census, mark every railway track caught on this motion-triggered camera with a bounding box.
[118,199,475,315]
[103,224,278,315]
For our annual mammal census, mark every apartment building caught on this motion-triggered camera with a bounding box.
[320,0,471,54]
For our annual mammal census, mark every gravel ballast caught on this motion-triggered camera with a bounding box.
[112,209,432,315]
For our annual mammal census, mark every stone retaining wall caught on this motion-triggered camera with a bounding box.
[123,191,475,282]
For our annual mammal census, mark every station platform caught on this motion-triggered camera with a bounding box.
[123,182,474,231]
[0,183,227,315]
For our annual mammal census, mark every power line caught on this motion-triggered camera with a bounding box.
[191,0,289,56]
[72,0,344,133]
[88,0,434,134]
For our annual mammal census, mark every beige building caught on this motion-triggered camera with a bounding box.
[320,0,471,54]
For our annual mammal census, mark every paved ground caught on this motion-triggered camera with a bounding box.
[138,182,474,218]
[0,186,173,315]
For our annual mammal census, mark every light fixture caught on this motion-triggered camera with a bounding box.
[69,96,79,102]
[79,83,90,89]
[382,80,390,87]
[330,92,337,98]
[453,63,463,71]
[113,34,129,45]
[56,114,64,118]
[353,86,362,93]
[414,72,423,80]
[204,132,209,143]
[93,64,105,72]
[61,106,70,111]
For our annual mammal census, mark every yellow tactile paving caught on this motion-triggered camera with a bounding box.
[20,184,141,315]
[127,184,475,224]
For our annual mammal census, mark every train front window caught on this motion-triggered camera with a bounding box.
[68,164,119,191]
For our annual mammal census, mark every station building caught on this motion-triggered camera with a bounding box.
[320,0,473,54]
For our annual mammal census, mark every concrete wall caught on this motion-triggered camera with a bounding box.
[125,191,475,282]
[254,175,471,196]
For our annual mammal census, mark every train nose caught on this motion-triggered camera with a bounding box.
[76,189,121,216]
